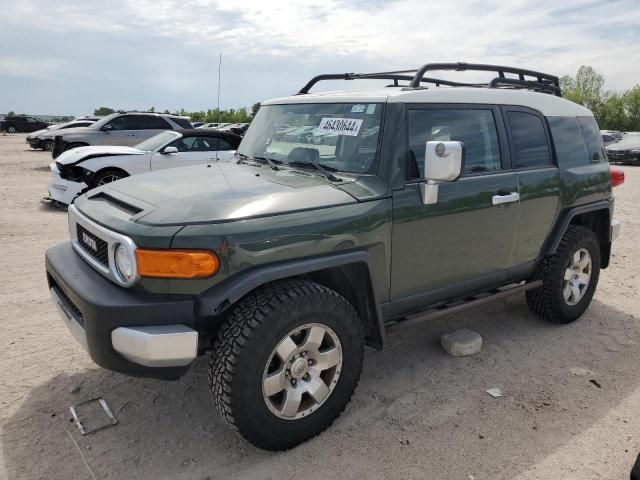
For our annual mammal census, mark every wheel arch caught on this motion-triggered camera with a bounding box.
[197,251,385,350]
[543,200,612,268]
[89,166,130,186]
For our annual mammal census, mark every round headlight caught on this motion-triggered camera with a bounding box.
[114,244,134,282]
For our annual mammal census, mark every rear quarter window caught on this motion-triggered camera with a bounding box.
[171,118,193,129]
[576,116,606,163]
[547,116,589,168]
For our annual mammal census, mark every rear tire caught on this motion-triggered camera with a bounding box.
[526,225,601,323]
[209,279,364,450]
[7,126,16,133]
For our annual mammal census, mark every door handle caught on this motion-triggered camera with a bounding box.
[127,133,136,136]
[492,192,520,205]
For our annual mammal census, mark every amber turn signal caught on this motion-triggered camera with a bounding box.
[136,249,219,279]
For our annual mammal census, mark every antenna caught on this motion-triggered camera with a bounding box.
[216,53,222,125]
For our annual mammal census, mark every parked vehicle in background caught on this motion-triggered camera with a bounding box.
[27,119,96,151]
[601,129,624,141]
[46,129,240,207]
[51,112,193,158]
[601,133,619,146]
[192,122,205,128]
[606,133,640,164]
[45,62,622,451]
[199,122,231,129]
[1,115,49,133]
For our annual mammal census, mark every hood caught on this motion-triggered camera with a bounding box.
[56,145,144,165]
[55,126,98,137]
[28,128,48,139]
[76,162,359,226]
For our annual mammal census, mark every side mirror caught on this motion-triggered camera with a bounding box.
[421,141,464,205]
[162,146,178,154]
[102,124,113,131]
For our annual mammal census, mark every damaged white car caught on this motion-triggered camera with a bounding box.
[45,129,241,207]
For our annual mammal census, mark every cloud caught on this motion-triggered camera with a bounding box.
[0,0,638,114]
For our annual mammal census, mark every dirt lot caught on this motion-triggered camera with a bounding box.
[1,132,639,480]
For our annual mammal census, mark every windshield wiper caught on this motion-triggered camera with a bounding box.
[252,156,282,171]
[236,153,282,171]
[287,161,342,182]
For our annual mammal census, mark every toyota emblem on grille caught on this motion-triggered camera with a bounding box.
[82,232,98,251]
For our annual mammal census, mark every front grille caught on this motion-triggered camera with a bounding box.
[52,285,84,327]
[76,224,109,266]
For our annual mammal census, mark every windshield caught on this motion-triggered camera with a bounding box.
[135,131,180,151]
[239,103,383,174]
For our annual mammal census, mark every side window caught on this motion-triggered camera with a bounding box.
[407,109,501,179]
[547,116,589,168]
[171,117,193,129]
[507,111,552,168]
[217,138,235,151]
[138,115,171,130]
[168,136,221,152]
[576,116,606,163]
[108,115,139,130]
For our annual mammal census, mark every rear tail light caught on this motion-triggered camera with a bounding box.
[610,168,625,187]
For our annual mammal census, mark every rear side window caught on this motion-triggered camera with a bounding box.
[576,116,606,163]
[217,138,235,150]
[547,116,589,168]
[108,115,139,130]
[407,109,501,178]
[171,117,193,129]
[138,115,171,130]
[507,111,552,168]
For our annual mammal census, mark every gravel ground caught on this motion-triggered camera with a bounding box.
[1,133,639,480]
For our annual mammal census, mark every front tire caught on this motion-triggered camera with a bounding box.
[92,169,127,188]
[43,140,55,152]
[209,279,364,450]
[526,225,601,323]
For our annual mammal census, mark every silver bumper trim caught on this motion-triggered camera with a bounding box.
[611,218,621,241]
[111,325,198,368]
[50,287,88,352]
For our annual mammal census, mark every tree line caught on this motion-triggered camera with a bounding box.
[561,66,640,131]
[93,103,261,124]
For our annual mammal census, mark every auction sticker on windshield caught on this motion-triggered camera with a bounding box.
[318,118,363,137]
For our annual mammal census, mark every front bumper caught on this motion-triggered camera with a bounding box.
[46,242,198,379]
[27,137,43,149]
[45,162,88,206]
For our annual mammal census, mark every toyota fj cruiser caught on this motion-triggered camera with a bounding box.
[45,63,623,450]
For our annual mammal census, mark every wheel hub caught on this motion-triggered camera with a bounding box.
[563,247,592,306]
[289,357,309,379]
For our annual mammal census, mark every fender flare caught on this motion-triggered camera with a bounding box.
[543,200,612,257]
[196,250,385,349]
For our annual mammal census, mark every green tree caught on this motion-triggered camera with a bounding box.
[148,106,155,113]
[7,110,15,116]
[251,102,261,117]
[624,85,640,131]
[561,65,604,112]
[94,106,115,116]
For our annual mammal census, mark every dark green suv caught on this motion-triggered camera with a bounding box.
[45,63,624,450]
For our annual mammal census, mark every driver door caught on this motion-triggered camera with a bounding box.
[151,135,220,171]
[98,115,139,146]
[390,105,519,310]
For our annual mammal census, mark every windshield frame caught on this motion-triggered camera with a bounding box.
[134,131,181,152]
[238,102,386,175]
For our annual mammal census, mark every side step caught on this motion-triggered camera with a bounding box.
[385,280,542,331]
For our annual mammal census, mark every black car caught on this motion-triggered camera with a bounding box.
[1,115,49,133]
[606,133,640,164]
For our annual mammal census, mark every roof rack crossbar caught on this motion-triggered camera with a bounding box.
[487,77,561,95]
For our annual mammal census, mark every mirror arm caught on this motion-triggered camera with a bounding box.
[420,180,439,205]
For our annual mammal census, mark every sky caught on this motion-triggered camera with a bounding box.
[1,0,639,116]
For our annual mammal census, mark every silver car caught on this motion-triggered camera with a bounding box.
[51,112,192,158]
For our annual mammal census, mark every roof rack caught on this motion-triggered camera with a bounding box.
[297,62,561,97]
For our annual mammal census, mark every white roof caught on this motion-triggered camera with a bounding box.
[263,87,592,117]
